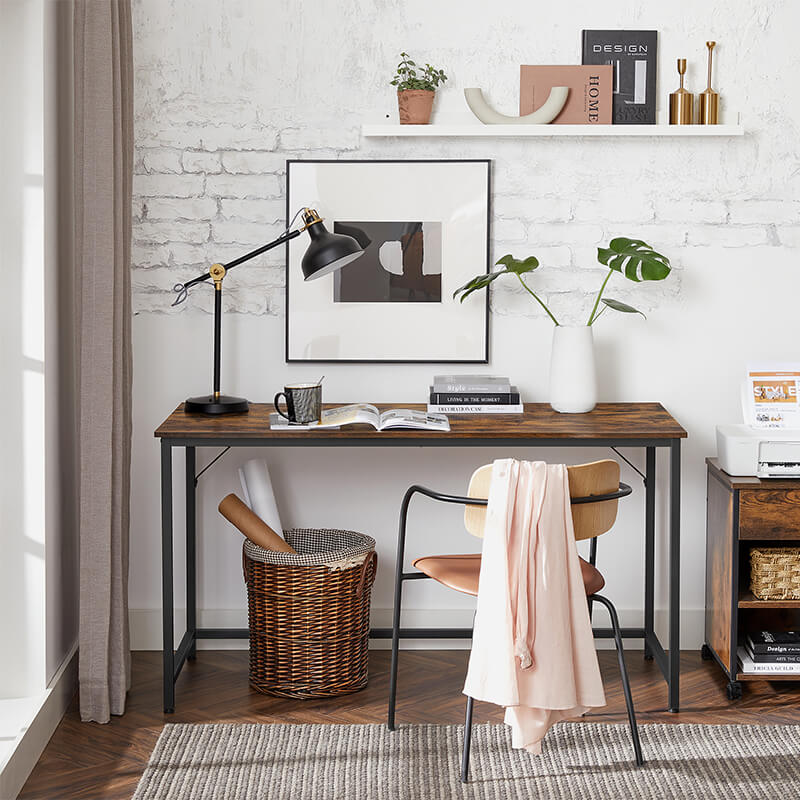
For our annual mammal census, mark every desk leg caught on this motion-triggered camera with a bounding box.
[160,440,175,713]
[643,447,656,661]
[186,447,197,660]
[668,438,681,712]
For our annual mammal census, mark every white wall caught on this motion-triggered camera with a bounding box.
[0,0,78,789]
[129,0,800,649]
[0,0,49,700]
[0,0,78,693]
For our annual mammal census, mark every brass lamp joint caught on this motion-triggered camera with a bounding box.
[209,263,226,290]
[299,207,323,232]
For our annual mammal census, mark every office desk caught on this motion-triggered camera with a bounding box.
[155,402,687,712]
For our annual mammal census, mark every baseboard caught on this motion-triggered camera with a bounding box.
[0,643,78,800]
[130,607,706,652]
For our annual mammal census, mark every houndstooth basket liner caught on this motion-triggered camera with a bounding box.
[243,528,375,568]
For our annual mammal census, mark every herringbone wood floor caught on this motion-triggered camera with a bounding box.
[19,649,800,799]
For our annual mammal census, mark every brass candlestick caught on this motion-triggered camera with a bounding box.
[669,59,694,124]
[698,41,719,124]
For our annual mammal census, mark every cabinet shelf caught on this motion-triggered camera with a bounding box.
[735,672,800,681]
[738,592,800,609]
[362,123,744,138]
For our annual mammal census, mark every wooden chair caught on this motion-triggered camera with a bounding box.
[386,460,644,782]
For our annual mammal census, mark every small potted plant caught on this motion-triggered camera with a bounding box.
[390,52,448,125]
[454,237,672,413]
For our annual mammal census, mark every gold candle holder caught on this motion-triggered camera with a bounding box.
[669,59,694,124]
[698,41,719,124]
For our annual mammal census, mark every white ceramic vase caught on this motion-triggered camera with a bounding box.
[549,325,597,413]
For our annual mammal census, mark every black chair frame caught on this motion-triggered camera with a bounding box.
[386,480,644,782]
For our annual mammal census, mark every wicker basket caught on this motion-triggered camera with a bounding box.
[243,528,377,699]
[750,547,800,600]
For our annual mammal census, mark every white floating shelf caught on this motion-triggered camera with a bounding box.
[362,123,744,138]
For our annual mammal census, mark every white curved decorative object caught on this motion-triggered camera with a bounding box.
[464,86,569,125]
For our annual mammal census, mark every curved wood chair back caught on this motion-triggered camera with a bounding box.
[464,459,621,542]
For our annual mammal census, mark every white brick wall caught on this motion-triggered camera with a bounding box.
[131,0,798,318]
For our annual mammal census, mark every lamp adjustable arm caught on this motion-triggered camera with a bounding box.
[172,228,302,305]
[176,206,362,414]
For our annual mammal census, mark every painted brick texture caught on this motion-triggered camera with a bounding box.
[131,1,799,323]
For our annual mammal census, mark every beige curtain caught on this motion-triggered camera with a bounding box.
[74,0,134,723]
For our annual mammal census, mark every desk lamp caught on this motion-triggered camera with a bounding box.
[172,208,363,414]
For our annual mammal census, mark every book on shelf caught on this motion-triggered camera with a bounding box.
[269,405,449,432]
[433,374,511,393]
[738,646,800,674]
[519,65,613,124]
[429,385,520,405]
[427,403,524,415]
[581,30,658,124]
[745,645,800,664]
[746,631,800,655]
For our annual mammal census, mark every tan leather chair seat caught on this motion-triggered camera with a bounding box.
[412,554,605,597]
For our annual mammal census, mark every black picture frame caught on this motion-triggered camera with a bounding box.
[285,159,491,364]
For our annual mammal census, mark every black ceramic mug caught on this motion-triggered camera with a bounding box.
[274,382,322,425]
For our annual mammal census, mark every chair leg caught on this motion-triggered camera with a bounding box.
[592,593,645,767]
[587,537,597,622]
[387,573,403,731]
[389,489,415,731]
[461,695,474,783]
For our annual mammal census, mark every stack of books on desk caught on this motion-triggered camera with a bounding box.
[427,375,523,414]
[738,630,800,674]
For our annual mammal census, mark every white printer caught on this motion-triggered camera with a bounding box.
[717,424,800,478]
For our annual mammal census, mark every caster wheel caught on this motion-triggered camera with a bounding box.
[643,649,654,662]
[726,681,743,701]
[701,644,714,661]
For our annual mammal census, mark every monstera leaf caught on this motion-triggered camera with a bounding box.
[601,297,646,318]
[453,254,539,303]
[597,238,671,282]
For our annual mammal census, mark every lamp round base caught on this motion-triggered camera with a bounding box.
[184,394,249,415]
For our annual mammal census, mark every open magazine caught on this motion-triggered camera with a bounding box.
[270,403,450,432]
[744,365,800,429]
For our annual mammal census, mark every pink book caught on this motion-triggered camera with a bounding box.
[520,65,613,124]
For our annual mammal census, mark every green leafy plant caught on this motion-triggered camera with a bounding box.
[453,237,672,326]
[390,52,448,92]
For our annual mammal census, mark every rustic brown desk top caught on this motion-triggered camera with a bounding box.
[155,402,687,441]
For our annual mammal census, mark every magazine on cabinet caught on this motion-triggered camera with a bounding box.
[743,365,800,429]
[270,404,449,432]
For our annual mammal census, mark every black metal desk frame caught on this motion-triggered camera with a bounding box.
[159,432,681,714]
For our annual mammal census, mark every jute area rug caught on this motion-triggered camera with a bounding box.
[132,721,800,799]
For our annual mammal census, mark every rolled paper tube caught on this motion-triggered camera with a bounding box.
[239,459,283,535]
[218,493,297,553]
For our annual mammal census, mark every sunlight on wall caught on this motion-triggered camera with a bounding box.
[0,0,47,701]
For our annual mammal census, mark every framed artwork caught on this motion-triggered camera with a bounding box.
[285,159,490,363]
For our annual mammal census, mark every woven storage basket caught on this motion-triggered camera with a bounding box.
[243,528,377,699]
[750,547,800,600]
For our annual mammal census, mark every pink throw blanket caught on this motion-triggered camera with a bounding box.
[463,459,605,753]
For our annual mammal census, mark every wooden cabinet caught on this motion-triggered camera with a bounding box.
[704,458,800,699]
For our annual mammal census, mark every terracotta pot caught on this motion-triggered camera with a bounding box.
[397,90,435,124]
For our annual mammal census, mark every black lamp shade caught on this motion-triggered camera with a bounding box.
[301,219,364,281]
